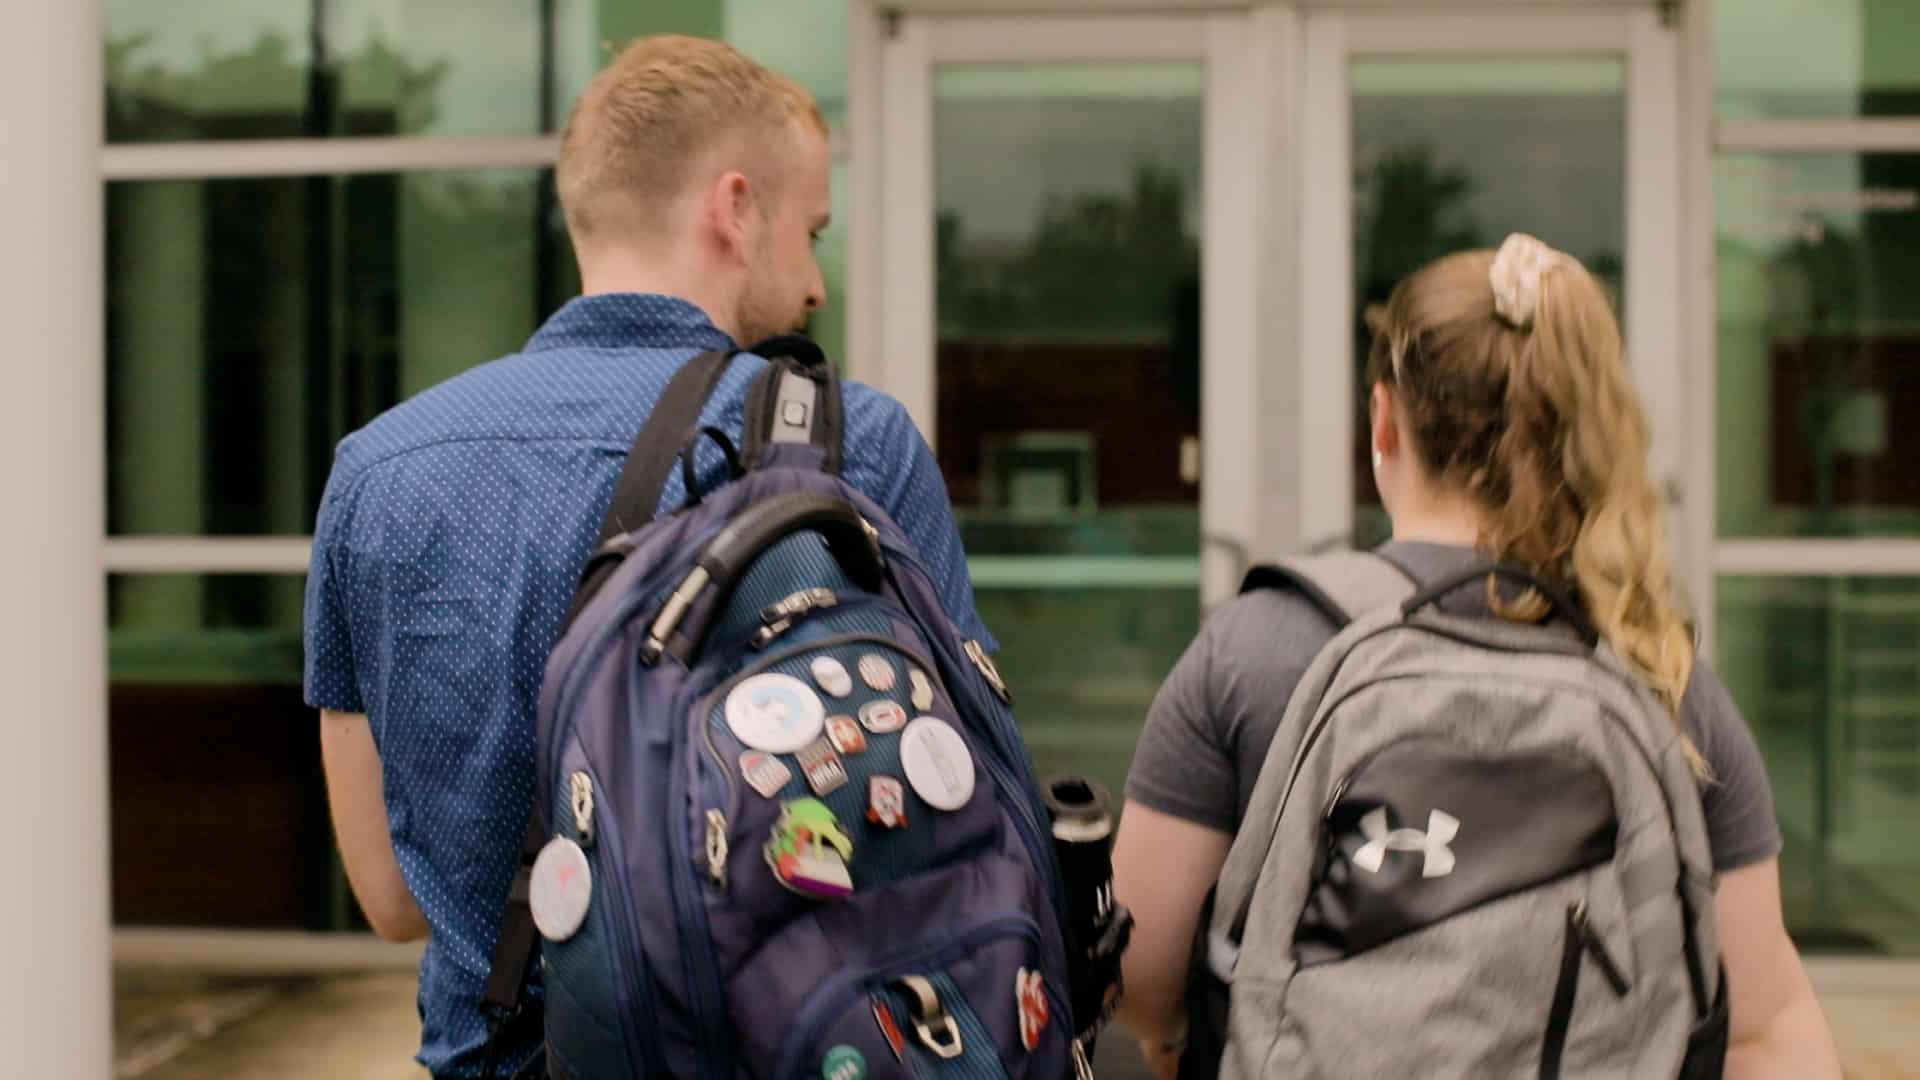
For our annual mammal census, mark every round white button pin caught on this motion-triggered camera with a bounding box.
[530,837,592,942]
[726,673,826,754]
[899,717,975,811]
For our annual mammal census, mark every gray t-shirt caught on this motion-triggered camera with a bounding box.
[1124,542,1783,873]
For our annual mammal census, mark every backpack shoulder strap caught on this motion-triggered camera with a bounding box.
[1238,549,1419,628]
[741,334,844,474]
[597,349,737,546]
[1205,551,1418,972]
[562,349,739,634]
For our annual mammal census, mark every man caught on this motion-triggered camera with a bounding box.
[304,36,993,1079]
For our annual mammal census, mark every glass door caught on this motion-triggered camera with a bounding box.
[872,14,1261,809]
[1294,9,1690,579]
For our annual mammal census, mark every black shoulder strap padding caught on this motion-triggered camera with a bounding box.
[479,813,550,1078]
[741,333,844,474]
[596,349,735,547]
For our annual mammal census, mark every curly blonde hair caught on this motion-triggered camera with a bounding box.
[1367,244,1704,772]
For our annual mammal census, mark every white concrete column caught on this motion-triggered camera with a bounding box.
[0,0,111,1075]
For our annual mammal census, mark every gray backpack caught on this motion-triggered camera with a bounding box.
[1203,552,1729,1079]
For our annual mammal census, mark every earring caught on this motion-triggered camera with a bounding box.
[1372,449,1384,471]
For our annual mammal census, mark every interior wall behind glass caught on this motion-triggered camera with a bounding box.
[1716,0,1920,119]
[106,0,544,140]
[105,170,562,536]
[1714,153,1920,540]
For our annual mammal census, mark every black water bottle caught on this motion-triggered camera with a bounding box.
[1042,775,1133,1064]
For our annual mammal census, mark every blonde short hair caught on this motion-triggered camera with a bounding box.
[557,35,826,241]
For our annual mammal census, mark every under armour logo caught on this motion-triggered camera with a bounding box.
[1353,807,1459,878]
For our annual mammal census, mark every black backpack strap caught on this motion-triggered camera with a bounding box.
[741,333,843,474]
[1238,550,1419,628]
[480,813,550,1080]
[596,349,737,546]
[563,350,738,633]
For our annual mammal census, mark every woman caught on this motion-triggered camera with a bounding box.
[1113,235,1841,1079]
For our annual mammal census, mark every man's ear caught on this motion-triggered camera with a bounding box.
[702,169,758,261]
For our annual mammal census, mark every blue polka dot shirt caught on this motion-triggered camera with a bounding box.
[303,294,992,1078]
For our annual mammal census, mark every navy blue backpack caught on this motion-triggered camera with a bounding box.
[482,340,1096,1080]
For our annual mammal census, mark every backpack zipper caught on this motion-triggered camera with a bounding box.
[869,534,1074,988]
[769,914,1060,1079]
[1539,900,1630,1080]
[556,767,666,1078]
[661,660,728,1080]
[1571,900,1631,996]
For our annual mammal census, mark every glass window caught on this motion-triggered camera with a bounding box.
[1718,575,1920,955]
[555,1,850,145]
[109,575,348,928]
[106,169,575,536]
[933,62,1206,800]
[1715,153,1920,539]
[1349,58,1627,546]
[1715,0,1920,120]
[106,0,556,141]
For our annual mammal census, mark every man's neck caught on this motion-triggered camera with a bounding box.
[576,249,739,341]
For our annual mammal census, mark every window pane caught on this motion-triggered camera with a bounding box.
[106,169,576,536]
[1716,0,1920,120]
[106,0,553,141]
[1349,58,1626,547]
[1718,576,1920,955]
[109,575,351,929]
[1716,153,1920,539]
[934,62,1206,801]
[105,1,855,143]
[975,585,1200,803]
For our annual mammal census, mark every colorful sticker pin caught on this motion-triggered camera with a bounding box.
[764,798,854,900]
[796,736,850,797]
[872,997,907,1062]
[822,1045,867,1080]
[826,715,867,756]
[867,775,908,830]
[858,699,909,735]
[1016,968,1050,1051]
[740,750,793,799]
[858,654,897,692]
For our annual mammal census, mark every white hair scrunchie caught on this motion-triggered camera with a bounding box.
[1489,232,1572,330]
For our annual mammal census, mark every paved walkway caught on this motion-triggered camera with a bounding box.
[115,971,427,1080]
[113,964,1920,1079]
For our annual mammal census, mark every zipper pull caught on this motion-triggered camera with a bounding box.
[1570,901,1629,997]
[1322,774,1353,820]
[570,772,595,849]
[705,809,729,889]
[753,588,839,648]
[964,639,1012,704]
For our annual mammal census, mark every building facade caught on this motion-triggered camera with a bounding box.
[31,0,1918,994]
